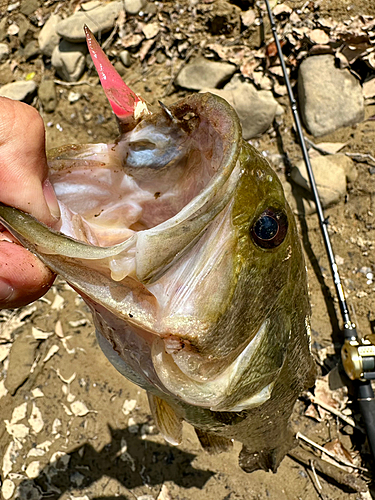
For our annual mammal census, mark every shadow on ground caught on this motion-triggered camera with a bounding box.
[16,424,214,500]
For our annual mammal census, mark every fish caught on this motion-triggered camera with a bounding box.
[0,27,316,473]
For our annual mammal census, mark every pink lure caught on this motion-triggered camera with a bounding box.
[84,25,149,126]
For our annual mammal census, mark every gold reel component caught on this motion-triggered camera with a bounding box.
[342,334,375,381]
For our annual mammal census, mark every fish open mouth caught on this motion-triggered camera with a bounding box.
[47,90,242,285]
[0,28,289,412]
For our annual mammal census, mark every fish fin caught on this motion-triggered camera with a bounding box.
[239,435,297,473]
[147,393,183,446]
[195,428,233,454]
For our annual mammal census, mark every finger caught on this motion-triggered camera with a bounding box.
[0,240,55,309]
[0,97,60,226]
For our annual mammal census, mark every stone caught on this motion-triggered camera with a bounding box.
[0,63,14,85]
[201,75,279,139]
[114,61,127,78]
[0,17,8,42]
[38,80,57,112]
[14,13,31,45]
[290,154,356,208]
[23,40,40,60]
[175,58,236,91]
[56,1,123,43]
[20,0,40,17]
[123,0,147,15]
[298,55,364,137]
[51,40,87,82]
[0,43,10,62]
[119,50,131,67]
[0,80,37,102]
[38,14,61,57]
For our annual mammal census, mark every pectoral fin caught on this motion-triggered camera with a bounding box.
[195,428,233,454]
[147,393,183,446]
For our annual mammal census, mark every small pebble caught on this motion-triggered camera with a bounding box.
[68,91,81,103]
[119,50,132,67]
[0,80,37,102]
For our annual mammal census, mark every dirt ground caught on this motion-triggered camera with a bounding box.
[1,1,375,499]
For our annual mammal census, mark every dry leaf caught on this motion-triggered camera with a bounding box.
[71,400,91,416]
[5,421,29,441]
[31,388,44,398]
[55,320,64,338]
[27,448,46,458]
[68,318,88,328]
[1,479,15,500]
[122,399,137,416]
[314,375,348,411]
[121,33,143,48]
[324,438,355,464]
[28,403,44,434]
[25,461,42,479]
[31,327,52,340]
[43,345,59,363]
[55,369,76,384]
[157,485,172,500]
[305,403,322,421]
[0,379,8,400]
[52,418,62,434]
[138,39,155,62]
[240,57,259,78]
[2,441,22,478]
[10,402,27,424]
[51,294,64,310]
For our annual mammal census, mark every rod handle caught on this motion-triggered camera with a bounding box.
[357,381,375,462]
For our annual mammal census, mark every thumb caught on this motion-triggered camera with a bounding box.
[0,97,60,225]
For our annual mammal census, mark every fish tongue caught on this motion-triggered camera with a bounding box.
[84,25,150,131]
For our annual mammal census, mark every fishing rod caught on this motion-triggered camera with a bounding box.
[264,0,375,463]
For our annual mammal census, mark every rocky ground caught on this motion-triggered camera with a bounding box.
[0,0,375,499]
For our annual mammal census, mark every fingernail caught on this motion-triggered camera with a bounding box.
[42,179,61,220]
[0,279,14,302]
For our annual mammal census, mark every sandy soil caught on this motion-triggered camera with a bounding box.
[1,1,375,499]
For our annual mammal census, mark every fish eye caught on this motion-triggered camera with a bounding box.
[250,208,288,249]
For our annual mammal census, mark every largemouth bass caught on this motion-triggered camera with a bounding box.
[0,27,316,473]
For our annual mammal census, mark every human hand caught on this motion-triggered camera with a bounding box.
[0,97,60,308]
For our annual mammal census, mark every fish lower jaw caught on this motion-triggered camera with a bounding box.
[150,320,277,412]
